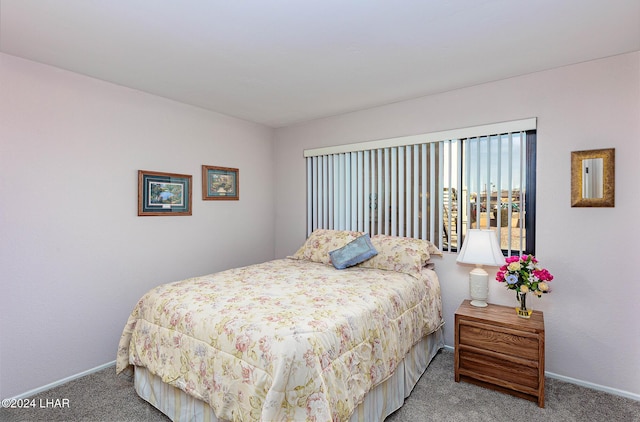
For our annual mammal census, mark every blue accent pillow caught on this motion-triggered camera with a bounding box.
[329,234,378,269]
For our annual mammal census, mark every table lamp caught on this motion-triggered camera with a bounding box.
[456,229,505,307]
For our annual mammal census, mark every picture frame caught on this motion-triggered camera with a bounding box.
[202,165,239,200]
[138,170,192,216]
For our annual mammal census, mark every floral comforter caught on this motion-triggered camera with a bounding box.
[116,258,443,422]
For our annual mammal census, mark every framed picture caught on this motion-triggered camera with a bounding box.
[202,165,239,200]
[138,170,192,216]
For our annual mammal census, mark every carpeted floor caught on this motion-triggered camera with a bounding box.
[1,349,638,422]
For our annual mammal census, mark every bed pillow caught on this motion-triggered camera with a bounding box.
[290,229,364,265]
[427,241,443,257]
[357,234,440,277]
[329,234,378,269]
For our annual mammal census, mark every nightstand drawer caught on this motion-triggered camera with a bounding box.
[459,321,540,360]
[459,348,539,390]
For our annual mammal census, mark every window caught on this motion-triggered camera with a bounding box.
[453,130,537,254]
[304,119,537,255]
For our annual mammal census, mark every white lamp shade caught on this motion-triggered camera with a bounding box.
[456,229,505,266]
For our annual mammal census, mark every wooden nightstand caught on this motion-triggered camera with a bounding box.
[454,299,545,407]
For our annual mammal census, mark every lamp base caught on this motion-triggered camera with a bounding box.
[469,266,489,308]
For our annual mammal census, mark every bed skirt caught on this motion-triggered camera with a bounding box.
[133,326,444,422]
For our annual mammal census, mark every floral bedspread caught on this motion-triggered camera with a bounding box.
[116,258,443,422]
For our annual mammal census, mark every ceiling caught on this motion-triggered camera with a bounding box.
[1,1,639,128]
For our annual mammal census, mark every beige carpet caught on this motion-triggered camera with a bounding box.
[2,350,638,422]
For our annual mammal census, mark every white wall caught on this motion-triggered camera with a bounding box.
[0,54,275,399]
[274,52,640,398]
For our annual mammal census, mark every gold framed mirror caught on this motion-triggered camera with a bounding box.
[571,148,615,207]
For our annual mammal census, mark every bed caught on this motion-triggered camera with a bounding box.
[116,230,445,421]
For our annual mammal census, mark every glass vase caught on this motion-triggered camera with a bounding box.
[516,292,532,318]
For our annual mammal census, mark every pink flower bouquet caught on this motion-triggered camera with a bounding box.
[496,254,554,297]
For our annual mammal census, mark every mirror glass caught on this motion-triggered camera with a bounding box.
[581,158,603,199]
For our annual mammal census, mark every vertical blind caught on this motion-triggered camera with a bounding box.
[304,118,537,254]
[307,143,445,241]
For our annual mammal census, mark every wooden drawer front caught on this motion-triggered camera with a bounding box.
[459,349,539,390]
[459,323,539,360]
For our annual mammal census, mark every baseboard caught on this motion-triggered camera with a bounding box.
[545,371,640,402]
[5,360,116,401]
[442,345,639,402]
